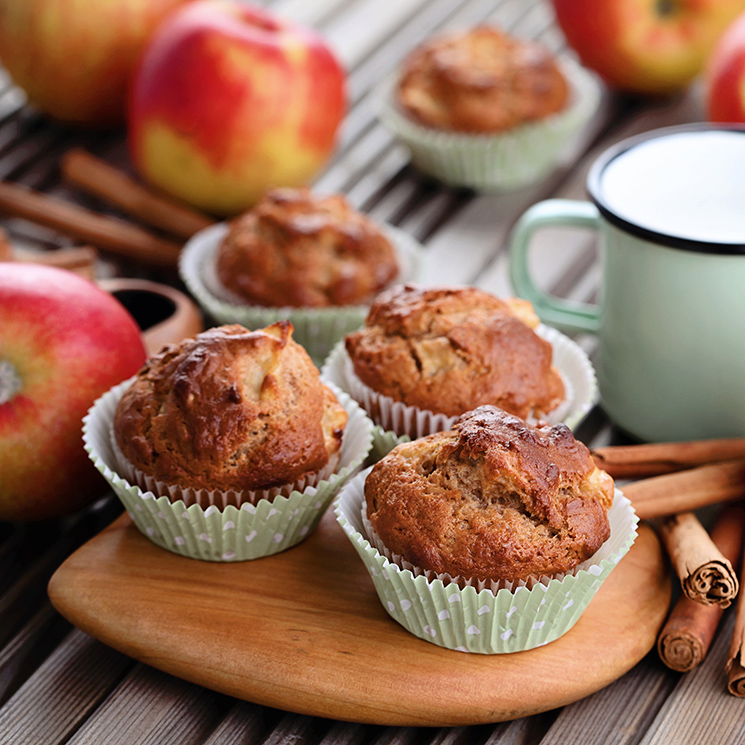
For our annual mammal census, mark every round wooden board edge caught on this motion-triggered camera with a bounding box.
[48,513,671,727]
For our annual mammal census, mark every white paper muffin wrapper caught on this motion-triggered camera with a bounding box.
[179,221,426,364]
[376,56,602,191]
[335,468,637,653]
[321,324,597,460]
[83,379,373,562]
[110,432,339,509]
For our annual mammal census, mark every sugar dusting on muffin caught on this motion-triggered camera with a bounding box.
[113,322,347,492]
[345,283,565,419]
[216,188,399,308]
[397,26,569,133]
[364,405,614,584]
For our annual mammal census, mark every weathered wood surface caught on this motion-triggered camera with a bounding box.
[1,0,744,743]
[47,516,669,727]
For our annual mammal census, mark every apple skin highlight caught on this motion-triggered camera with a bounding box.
[551,0,745,94]
[128,1,347,216]
[706,10,745,122]
[0,0,189,125]
[0,264,147,521]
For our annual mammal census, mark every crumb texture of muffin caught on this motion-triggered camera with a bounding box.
[365,406,614,583]
[397,26,569,133]
[114,322,347,492]
[216,188,399,308]
[345,283,564,419]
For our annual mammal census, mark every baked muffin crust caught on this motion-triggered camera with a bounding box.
[344,284,564,419]
[365,406,614,583]
[216,188,399,308]
[397,26,569,133]
[114,322,347,492]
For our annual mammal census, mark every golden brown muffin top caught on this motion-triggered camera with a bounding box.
[114,322,347,492]
[365,406,614,583]
[397,26,569,133]
[344,284,564,419]
[216,188,399,308]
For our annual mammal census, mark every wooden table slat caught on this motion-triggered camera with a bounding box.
[0,604,70,707]
[639,612,745,745]
[322,0,432,70]
[317,721,374,745]
[65,664,227,745]
[0,629,133,745]
[539,654,676,745]
[199,701,269,745]
[262,711,328,745]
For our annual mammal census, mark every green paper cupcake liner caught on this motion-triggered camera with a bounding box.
[335,469,637,654]
[377,56,603,192]
[179,221,426,365]
[321,324,597,461]
[84,379,373,562]
[110,430,340,509]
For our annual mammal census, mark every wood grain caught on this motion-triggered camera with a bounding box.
[65,665,225,745]
[0,181,182,267]
[61,149,214,240]
[49,511,670,727]
[0,630,132,745]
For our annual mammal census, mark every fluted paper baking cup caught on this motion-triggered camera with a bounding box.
[335,469,637,653]
[179,221,426,364]
[377,56,602,191]
[83,379,373,562]
[110,432,340,509]
[321,323,597,460]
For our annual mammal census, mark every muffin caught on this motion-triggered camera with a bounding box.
[365,406,614,584]
[335,407,637,653]
[84,321,374,562]
[114,321,347,493]
[376,26,601,191]
[216,188,400,308]
[396,26,569,134]
[344,284,565,421]
[180,188,425,363]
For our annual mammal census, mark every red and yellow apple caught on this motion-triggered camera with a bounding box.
[551,0,745,94]
[0,264,147,522]
[0,0,190,126]
[128,0,347,216]
[706,10,745,120]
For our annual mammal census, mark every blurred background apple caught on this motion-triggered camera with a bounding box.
[128,0,347,216]
[706,10,745,121]
[0,0,189,126]
[0,264,147,522]
[551,0,745,94]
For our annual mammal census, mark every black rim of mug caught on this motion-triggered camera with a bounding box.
[587,122,745,256]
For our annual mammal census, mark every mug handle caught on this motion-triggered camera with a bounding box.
[509,199,601,333]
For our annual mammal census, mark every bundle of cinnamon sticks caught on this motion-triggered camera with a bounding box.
[0,148,214,270]
[592,438,745,693]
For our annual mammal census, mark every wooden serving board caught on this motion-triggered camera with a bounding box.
[48,511,671,727]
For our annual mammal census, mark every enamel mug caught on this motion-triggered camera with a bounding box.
[509,124,745,443]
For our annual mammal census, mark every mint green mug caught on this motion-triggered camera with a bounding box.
[509,124,745,443]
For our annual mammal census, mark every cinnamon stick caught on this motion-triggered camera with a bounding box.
[0,226,12,260]
[727,530,745,695]
[13,246,98,279]
[656,512,739,607]
[592,438,745,479]
[0,181,181,267]
[61,148,214,239]
[658,504,745,672]
[623,459,745,520]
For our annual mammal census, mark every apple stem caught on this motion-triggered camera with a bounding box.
[0,360,22,405]
[656,0,676,17]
